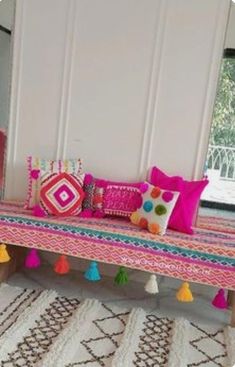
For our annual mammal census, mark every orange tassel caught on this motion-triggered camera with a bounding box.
[54,255,70,274]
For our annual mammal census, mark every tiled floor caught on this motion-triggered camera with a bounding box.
[202,169,235,205]
[7,264,230,327]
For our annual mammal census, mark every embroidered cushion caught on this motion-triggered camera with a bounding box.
[39,172,84,216]
[102,182,142,217]
[130,182,179,235]
[149,166,209,234]
[81,175,142,218]
[25,157,83,208]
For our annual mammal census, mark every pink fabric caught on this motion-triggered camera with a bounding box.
[149,166,208,234]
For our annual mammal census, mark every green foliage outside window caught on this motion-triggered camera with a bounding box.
[210,58,235,147]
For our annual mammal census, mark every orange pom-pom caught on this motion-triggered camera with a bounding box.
[151,187,161,199]
[54,255,70,275]
[148,222,160,234]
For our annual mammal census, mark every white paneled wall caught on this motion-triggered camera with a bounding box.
[0,0,15,31]
[0,31,11,131]
[5,0,230,200]
[225,2,235,49]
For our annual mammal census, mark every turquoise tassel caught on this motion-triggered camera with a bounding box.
[84,261,101,281]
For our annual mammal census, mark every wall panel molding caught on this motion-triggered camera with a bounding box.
[138,0,168,178]
[192,0,231,180]
[56,0,77,159]
[4,0,25,199]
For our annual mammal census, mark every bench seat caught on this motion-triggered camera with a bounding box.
[0,201,234,290]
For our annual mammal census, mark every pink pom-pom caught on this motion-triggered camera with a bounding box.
[33,205,46,217]
[212,289,228,309]
[93,210,105,218]
[84,173,93,185]
[140,182,149,194]
[31,169,40,180]
[25,249,41,268]
[162,191,174,203]
[79,209,93,218]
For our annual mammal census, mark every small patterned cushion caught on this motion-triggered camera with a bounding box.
[25,157,83,209]
[40,172,85,216]
[82,175,142,218]
[130,182,179,235]
[103,184,141,217]
[82,175,105,215]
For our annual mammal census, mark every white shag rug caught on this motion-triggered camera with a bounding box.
[0,284,234,367]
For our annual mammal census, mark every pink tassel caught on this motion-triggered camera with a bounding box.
[33,205,46,218]
[80,209,93,218]
[25,249,41,268]
[140,182,149,193]
[84,173,93,185]
[212,289,228,309]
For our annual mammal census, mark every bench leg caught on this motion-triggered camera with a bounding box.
[0,246,26,283]
[228,290,235,327]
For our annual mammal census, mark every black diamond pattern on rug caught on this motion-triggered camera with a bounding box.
[66,303,130,366]
[188,322,227,367]
[1,297,80,367]
[133,314,173,367]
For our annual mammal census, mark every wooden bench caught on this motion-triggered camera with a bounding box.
[0,201,234,326]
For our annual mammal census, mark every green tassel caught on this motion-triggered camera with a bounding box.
[114,266,128,285]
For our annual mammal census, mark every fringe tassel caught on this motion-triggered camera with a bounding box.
[54,255,70,274]
[114,267,128,285]
[84,261,101,281]
[212,289,228,309]
[0,244,10,263]
[176,282,193,302]
[144,274,159,294]
[24,249,41,268]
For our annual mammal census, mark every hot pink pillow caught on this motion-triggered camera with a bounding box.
[149,166,209,234]
[81,175,142,218]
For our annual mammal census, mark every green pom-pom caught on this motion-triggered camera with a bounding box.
[114,266,128,285]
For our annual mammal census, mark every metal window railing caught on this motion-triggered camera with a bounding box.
[206,145,235,181]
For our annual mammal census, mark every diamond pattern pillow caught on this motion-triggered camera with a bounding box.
[40,172,85,216]
[25,157,83,209]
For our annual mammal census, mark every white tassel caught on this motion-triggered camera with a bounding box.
[144,274,159,294]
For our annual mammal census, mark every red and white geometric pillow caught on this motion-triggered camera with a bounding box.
[25,157,83,209]
[40,172,85,216]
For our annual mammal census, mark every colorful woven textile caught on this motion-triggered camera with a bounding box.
[197,215,235,235]
[0,202,234,290]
